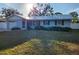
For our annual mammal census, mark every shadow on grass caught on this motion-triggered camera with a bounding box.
[0,30,32,50]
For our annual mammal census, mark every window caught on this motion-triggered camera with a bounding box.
[58,21,62,25]
[43,20,50,25]
[62,20,64,25]
[55,20,64,25]
[22,20,25,28]
[35,21,40,26]
[55,20,57,25]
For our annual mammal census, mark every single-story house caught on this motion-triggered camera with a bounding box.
[0,14,72,31]
[26,15,72,30]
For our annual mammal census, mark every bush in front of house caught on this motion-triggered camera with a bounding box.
[62,27,72,31]
[35,26,72,31]
[35,26,54,31]
[52,27,71,31]
[11,27,21,30]
[34,26,46,30]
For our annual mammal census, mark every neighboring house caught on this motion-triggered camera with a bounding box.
[0,14,72,31]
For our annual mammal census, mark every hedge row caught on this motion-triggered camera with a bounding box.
[11,26,72,31]
[29,26,72,31]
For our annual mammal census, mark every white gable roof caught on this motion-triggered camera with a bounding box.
[7,15,25,21]
[0,15,26,22]
[26,15,72,20]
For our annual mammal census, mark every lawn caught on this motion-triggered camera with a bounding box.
[0,30,79,55]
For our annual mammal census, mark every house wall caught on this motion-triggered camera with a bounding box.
[9,20,27,30]
[8,16,27,30]
[71,23,79,29]
[0,22,7,31]
[9,21,21,30]
[0,15,72,31]
[56,20,71,27]
[40,20,54,27]
[64,21,71,27]
[21,20,27,30]
[40,20,71,28]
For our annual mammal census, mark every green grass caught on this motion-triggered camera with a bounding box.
[0,30,79,55]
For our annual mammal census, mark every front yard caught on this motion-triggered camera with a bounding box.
[0,30,79,55]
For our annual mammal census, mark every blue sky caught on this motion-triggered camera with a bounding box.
[0,3,79,17]
[52,3,79,14]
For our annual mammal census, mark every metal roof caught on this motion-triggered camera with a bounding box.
[26,15,72,20]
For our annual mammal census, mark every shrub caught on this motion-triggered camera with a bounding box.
[35,26,54,31]
[35,26,72,31]
[63,27,71,31]
[11,27,21,30]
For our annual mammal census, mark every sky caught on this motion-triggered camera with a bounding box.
[52,3,79,14]
[0,3,79,17]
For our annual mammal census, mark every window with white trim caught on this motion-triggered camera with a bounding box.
[43,20,50,25]
[22,20,25,28]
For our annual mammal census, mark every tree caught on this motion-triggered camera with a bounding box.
[42,4,53,16]
[70,11,78,17]
[28,3,54,16]
[1,8,22,30]
[28,7,39,16]
[55,12,63,15]
[69,11,78,23]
